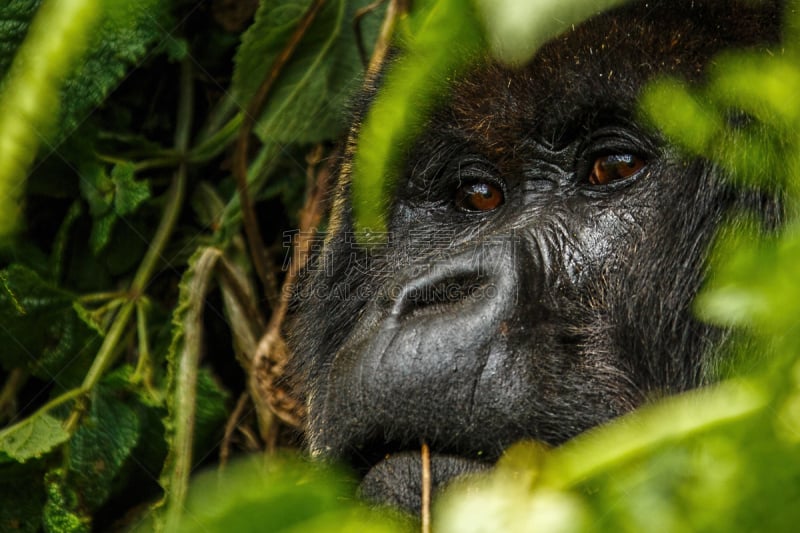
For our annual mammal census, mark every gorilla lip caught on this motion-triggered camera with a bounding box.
[357,449,491,512]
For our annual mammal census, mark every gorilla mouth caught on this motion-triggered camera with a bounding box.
[356,446,491,513]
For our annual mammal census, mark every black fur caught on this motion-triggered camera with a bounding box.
[284,0,784,511]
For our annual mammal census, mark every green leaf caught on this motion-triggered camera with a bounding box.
[233,0,307,103]
[79,161,150,253]
[697,223,800,334]
[157,455,410,533]
[79,162,114,217]
[43,468,90,533]
[0,264,101,385]
[55,0,175,142]
[63,375,142,510]
[709,52,800,130]
[640,78,723,155]
[0,412,69,463]
[193,369,229,460]
[89,214,116,256]
[351,0,485,237]
[0,0,100,242]
[111,162,150,214]
[474,0,630,65]
[436,378,798,533]
[233,0,383,144]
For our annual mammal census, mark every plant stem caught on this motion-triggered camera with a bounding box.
[421,441,432,533]
[0,368,27,422]
[77,291,126,304]
[162,246,222,532]
[233,0,327,308]
[197,91,240,145]
[65,59,194,432]
[190,113,242,162]
[133,299,157,398]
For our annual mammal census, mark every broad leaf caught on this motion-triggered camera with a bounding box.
[79,161,150,253]
[56,0,175,142]
[159,456,410,533]
[64,376,142,510]
[233,0,384,144]
[0,264,101,385]
[0,412,69,463]
[43,468,90,533]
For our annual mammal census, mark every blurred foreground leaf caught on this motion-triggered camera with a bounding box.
[438,377,799,532]
[0,0,99,242]
[143,455,411,533]
[351,0,485,238]
[474,0,629,64]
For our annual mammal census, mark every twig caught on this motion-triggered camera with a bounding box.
[0,368,27,423]
[233,0,327,310]
[220,392,252,467]
[354,0,389,68]
[365,0,410,78]
[217,256,267,371]
[217,255,280,441]
[132,299,158,399]
[421,441,431,533]
[249,148,331,436]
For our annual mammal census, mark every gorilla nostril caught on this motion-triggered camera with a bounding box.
[392,272,493,319]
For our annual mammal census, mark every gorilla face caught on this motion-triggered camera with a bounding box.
[285,0,782,511]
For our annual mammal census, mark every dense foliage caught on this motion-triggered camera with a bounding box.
[1,0,799,532]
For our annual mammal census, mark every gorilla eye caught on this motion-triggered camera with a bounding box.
[589,154,646,185]
[455,181,504,212]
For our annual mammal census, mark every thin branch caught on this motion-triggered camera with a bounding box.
[0,368,27,423]
[354,0,389,68]
[220,392,252,467]
[421,441,431,533]
[217,255,267,361]
[233,0,327,309]
[249,148,331,436]
[364,0,411,79]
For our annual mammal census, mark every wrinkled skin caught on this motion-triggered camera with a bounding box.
[285,0,783,512]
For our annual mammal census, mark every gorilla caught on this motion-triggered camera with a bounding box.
[284,0,784,512]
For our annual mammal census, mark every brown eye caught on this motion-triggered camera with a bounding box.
[589,154,646,185]
[455,181,504,212]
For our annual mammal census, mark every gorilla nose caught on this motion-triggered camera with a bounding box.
[386,239,523,322]
[309,243,528,458]
[389,267,495,321]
